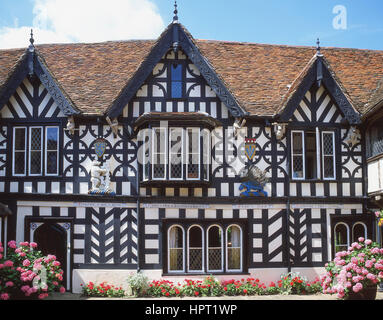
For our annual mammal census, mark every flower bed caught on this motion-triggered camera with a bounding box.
[81,281,125,298]
[321,238,383,299]
[0,240,66,300]
[125,273,323,298]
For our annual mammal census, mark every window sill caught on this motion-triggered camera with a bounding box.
[162,272,250,277]
[290,179,336,183]
[141,180,210,188]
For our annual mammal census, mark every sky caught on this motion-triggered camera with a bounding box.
[0,0,382,50]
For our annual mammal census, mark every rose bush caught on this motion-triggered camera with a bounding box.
[0,240,65,300]
[321,238,383,299]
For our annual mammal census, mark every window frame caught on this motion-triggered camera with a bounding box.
[291,130,306,180]
[334,222,350,253]
[152,127,167,181]
[12,126,27,177]
[167,225,185,273]
[352,222,367,243]
[45,126,59,176]
[169,127,184,181]
[186,127,201,181]
[187,224,205,273]
[321,131,336,180]
[141,126,210,183]
[207,224,224,273]
[12,125,60,177]
[225,224,243,273]
[164,221,246,275]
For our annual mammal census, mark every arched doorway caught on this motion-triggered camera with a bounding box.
[34,223,67,287]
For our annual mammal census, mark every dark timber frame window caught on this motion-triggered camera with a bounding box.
[291,129,335,180]
[12,125,59,177]
[141,127,211,183]
[164,221,246,275]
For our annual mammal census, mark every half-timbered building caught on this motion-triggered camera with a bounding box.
[1,9,383,293]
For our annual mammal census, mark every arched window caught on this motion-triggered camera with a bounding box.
[188,225,204,272]
[226,225,242,272]
[207,225,223,272]
[168,225,184,272]
[352,222,367,243]
[334,222,350,253]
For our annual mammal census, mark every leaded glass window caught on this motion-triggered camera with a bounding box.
[169,128,183,180]
[226,225,242,271]
[168,226,184,272]
[45,127,59,175]
[152,128,166,179]
[13,127,26,175]
[207,226,223,272]
[322,132,335,179]
[12,125,59,176]
[188,226,204,272]
[187,128,200,180]
[292,131,304,179]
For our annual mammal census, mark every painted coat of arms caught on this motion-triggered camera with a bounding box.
[245,138,257,161]
[94,138,107,158]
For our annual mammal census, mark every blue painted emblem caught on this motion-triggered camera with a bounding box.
[245,138,257,161]
[94,138,107,158]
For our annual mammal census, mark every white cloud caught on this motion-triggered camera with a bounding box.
[0,0,165,49]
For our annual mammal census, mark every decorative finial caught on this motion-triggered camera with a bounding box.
[29,29,35,52]
[173,0,178,23]
[316,38,321,56]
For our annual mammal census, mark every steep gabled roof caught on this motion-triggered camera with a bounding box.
[0,28,383,118]
[277,53,361,124]
[0,46,80,116]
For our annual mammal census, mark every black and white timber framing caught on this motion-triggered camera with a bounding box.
[0,21,377,293]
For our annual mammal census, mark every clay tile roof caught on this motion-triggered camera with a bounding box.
[1,36,383,117]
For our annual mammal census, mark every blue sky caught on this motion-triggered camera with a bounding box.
[0,0,382,50]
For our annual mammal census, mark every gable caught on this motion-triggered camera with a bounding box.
[107,23,246,119]
[279,56,361,125]
[291,84,344,123]
[122,48,230,119]
[0,76,66,119]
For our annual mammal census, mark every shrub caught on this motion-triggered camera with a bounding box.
[81,281,125,298]
[127,272,150,297]
[321,238,383,299]
[0,240,65,300]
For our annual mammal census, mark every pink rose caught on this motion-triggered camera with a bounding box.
[59,286,66,294]
[353,283,363,293]
[7,240,16,249]
[375,211,381,218]
[19,252,26,257]
[365,239,372,245]
[53,261,61,267]
[4,260,13,267]
[19,241,29,247]
[21,285,30,292]
[358,237,365,243]
[22,259,31,267]
[30,242,38,248]
[0,293,9,300]
[5,281,14,287]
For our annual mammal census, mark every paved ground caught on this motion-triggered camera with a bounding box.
[46,291,383,300]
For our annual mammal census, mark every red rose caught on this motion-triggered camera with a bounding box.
[195,291,199,296]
